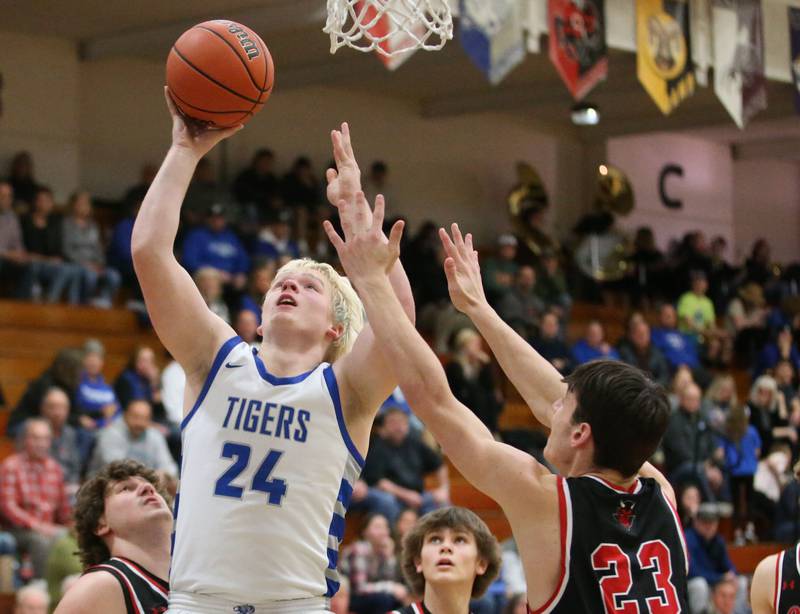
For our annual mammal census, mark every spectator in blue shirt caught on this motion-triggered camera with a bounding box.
[75,339,120,430]
[718,404,761,527]
[651,303,701,371]
[571,320,619,365]
[685,504,748,614]
[253,209,301,262]
[106,198,141,300]
[753,326,800,378]
[181,203,249,290]
[115,346,161,410]
[239,260,277,324]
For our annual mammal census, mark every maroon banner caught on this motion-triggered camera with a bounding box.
[548,0,608,100]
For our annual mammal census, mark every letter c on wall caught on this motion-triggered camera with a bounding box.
[659,164,684,210]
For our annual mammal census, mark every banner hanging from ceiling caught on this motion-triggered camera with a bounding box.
[636,0,695,115]
[712,0,767,128]
[548,0,608,100]
[789,6,800,114]
[460,0,526,85]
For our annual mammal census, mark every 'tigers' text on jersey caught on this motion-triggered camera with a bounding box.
[222,396,310,442]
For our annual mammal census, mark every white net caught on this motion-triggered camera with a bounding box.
[324,0,454,57]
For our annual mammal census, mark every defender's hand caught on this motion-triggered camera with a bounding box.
[324,193,403,283]
[326,122,371,237]
[439,223,488,314]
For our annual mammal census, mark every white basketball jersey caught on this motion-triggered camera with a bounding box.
[170,337,364,605]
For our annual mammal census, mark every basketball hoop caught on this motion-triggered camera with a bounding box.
[324,0,453,57]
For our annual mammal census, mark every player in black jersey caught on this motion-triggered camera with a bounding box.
[391,507,500,614]
[326,216,688,613]
[752,460,800,614]
[751,542,800,614]
[54,460,172,614]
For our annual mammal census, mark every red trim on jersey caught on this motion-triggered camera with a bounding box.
[114,557,169,598]
[775,550,784,613]
[586,474,642,495]
[795,541,800,578]
[529,477,569,614]
[92,564,145,614]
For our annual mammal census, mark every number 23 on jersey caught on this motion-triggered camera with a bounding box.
[592,540,680,614]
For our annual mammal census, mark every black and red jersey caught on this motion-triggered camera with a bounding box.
[775,542,800,614]
[84,556,168,614]
[529,475,689,614]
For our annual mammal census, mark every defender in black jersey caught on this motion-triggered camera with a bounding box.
[751,542,800,614]
[54,460,172,614]
[540,474,688,614]
[84,557,168,613]
[326,221,687,614]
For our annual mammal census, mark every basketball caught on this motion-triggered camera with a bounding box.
[166,20,274,128]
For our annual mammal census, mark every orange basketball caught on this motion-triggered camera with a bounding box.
[166,20,274,128]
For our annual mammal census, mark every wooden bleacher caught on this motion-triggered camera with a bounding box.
[0,300,162,412]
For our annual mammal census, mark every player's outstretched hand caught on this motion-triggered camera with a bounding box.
[324,192,404,283]
[439,223,488,314]
[165,87,242,160]
[326,122,372,237]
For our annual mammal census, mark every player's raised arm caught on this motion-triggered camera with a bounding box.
[438,224,565,427]
[131,88,239,379]
[324,198,548,507]
[326,125,414,421]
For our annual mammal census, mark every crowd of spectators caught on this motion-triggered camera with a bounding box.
[2,148,800,613]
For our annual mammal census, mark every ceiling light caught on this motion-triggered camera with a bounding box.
[571,102,600,126]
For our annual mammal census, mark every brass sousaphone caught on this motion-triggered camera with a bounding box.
[507,162,559,258]
[573,164,635,281]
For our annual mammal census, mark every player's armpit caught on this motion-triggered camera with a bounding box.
[750,553,779,614]
[54,570,128,614]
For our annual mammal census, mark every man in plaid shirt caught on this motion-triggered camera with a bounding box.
[0,418,71,578]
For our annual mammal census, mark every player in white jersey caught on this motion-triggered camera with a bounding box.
[131,89,415,613]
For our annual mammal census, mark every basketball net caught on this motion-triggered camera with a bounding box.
[324,0,453,61]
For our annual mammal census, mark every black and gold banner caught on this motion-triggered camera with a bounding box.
[637,0,695,115]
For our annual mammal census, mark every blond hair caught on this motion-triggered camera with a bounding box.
[276,259,364,362]
[705,374,738,407]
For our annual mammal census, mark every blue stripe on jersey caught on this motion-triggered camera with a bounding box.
[181,336,242,430]
[329,513,346,541]
[170,492,180,555]
[337,478,354,509]
[327,547,338,569]
[326,577,340,598]
[252,349,318,385]
[323,366,365,468]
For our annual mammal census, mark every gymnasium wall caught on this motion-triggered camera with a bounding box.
[0,32,81,202]
[608,133,736,253]
[1,30,798,260]
[78,57,586,243]
[733,159,800,263]
[609,132,800,263]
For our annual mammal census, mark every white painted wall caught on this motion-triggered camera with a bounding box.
[77,56,583,243]
[609,132,800,263]
[0,32,81,203]
[608,132,736,252]
[732,159,800,263]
